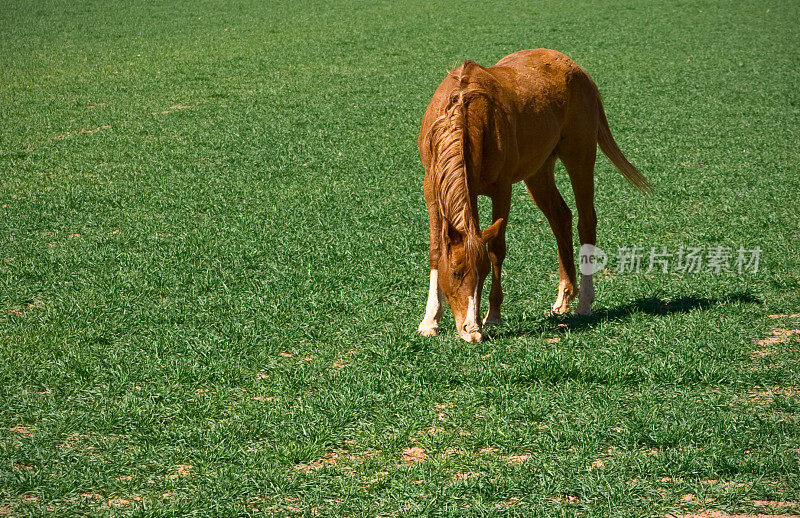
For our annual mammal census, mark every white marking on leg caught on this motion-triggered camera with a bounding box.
[551,279,571,314]
[576,244,602,316]
[576,273,594,316]
[419,270,442,334]
[424,270,441,320]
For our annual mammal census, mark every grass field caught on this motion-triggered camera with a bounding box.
[2,0,799,515]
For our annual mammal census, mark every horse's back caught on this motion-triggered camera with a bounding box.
[492,48,581,76]
[492,48,600,131]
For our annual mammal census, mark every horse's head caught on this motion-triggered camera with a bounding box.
[438,218,503,342]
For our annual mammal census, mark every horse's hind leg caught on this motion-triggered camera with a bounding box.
[484,186,511,327]
[559,139,598,316]
[524,156,577,315]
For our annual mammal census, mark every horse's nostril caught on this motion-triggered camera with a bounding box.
[463,322,480,333]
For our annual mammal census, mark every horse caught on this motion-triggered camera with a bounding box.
[417,49,650,343]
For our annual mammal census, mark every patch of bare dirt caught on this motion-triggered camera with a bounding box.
[161,104,190,114]
[552,495,581,504]
[700,480,749,489]
[418,426,444,435]
[743,386,800,405]
[295,451,342,473]
[669,495,799,518]
[107,497,141,508]
[9,425,32,437]
[497,497,521,508]
[168,464,192,478]
[434,402,454,421]
[57,433,93,450]
[368,470,388,484]
[293,447,381,474]
[754,328,800,357]
[402,447,426,463]
[55,125,111,140]
[331,348,357,372]
[751,500,799,508]
[670,511,797,518]
[508,454,530,464]
[7,299,43,317]
[590,459,605,469]
[452,471,482,481]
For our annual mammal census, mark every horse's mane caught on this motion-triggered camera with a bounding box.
[425,63,487,263]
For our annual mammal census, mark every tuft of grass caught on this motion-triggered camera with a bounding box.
[1,0,798,515]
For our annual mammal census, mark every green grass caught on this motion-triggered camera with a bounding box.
[1,0,799,515]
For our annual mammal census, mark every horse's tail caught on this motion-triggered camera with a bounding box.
[597,101,652,194]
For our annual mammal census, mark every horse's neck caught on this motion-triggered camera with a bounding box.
[440,174,478,234]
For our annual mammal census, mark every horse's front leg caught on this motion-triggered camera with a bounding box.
[419,181,443,336]
[484,189,511,327]
[418,269,443,336]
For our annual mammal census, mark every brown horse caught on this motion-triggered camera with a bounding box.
[417,49,650,343]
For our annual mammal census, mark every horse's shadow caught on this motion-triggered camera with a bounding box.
[487,291,761,338]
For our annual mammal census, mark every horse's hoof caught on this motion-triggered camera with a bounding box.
[418,325,439,337]
[483,316,503,328]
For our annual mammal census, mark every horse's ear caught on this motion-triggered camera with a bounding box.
[443,219,463,246]
[481,218,504,243]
